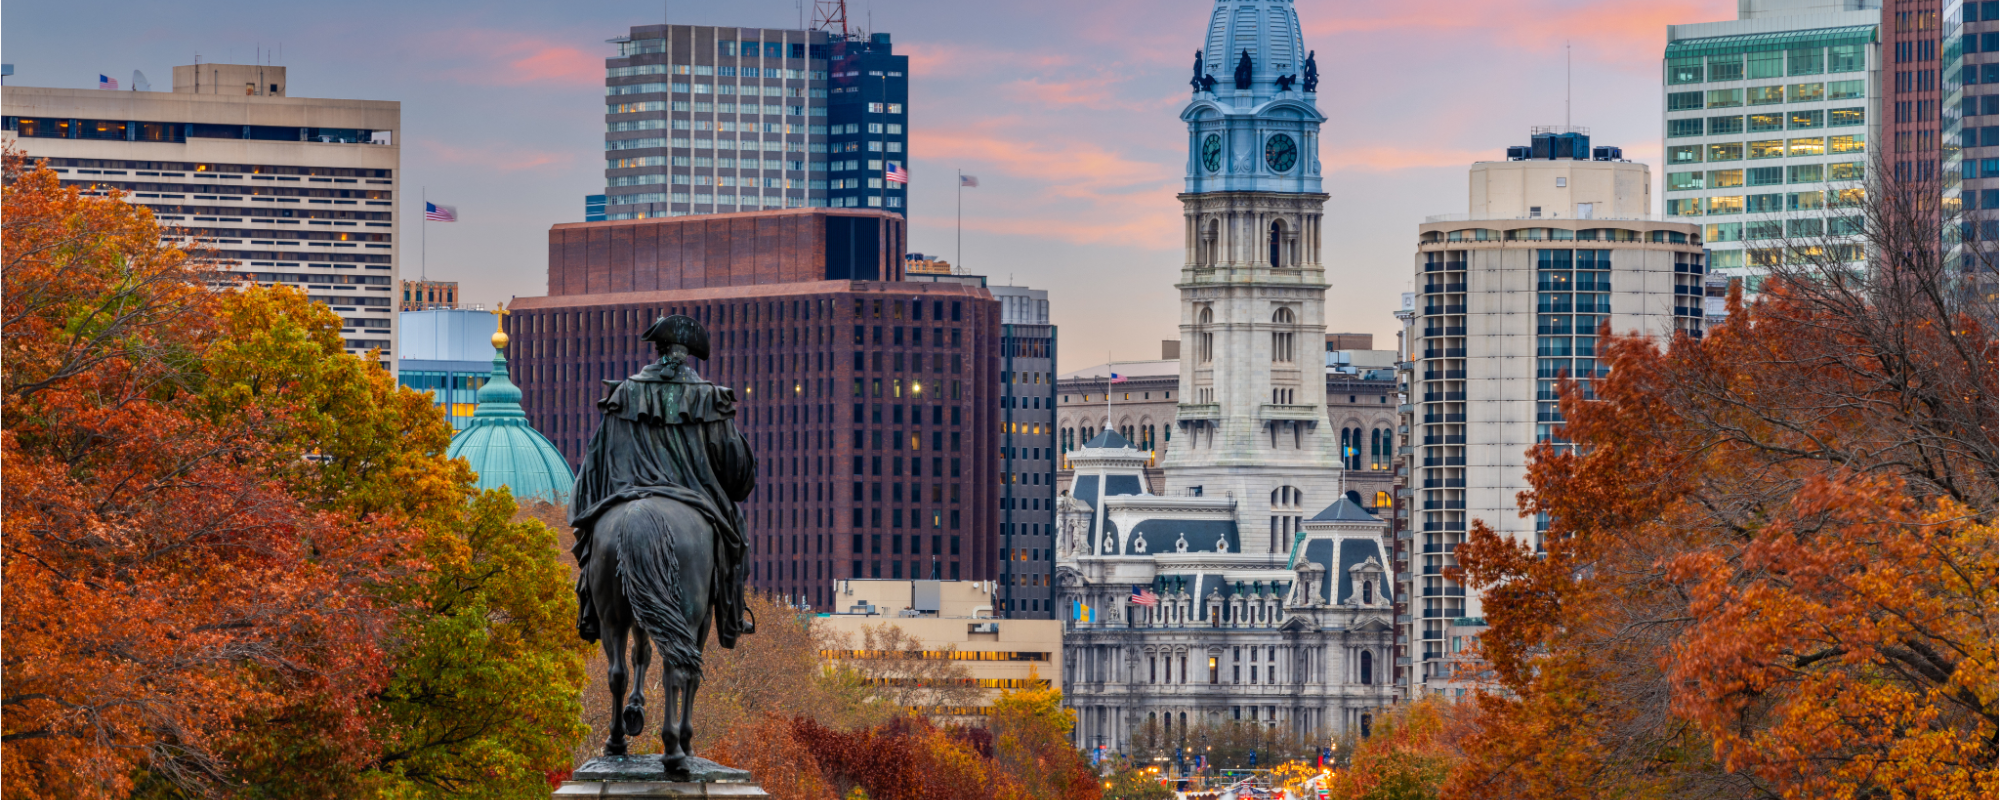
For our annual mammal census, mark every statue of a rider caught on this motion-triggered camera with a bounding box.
[569,314,755,649]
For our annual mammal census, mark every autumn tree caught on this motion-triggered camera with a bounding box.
[988,679,1096,800]
[191,286,589,798]
[1,153,587,799]
[1448,158,1997,800]
[1320,697,1463,800]
[1,154,396,798]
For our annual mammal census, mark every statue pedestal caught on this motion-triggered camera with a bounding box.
[553,755,767,799]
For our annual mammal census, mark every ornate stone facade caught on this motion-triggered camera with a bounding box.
[1056,0,1395,754]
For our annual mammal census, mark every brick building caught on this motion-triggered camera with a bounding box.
[508,232,999,607]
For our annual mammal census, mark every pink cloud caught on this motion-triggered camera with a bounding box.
[413,138,576,173]
[427,30,602,88]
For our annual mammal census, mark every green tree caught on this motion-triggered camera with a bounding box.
[193,287,588,797]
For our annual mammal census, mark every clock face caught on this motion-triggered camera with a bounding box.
[1265,134,1298,172]
[1201,134,1223,172]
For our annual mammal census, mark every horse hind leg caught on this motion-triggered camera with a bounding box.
[601,630,631,756]
[623,632,651,738]
[660,669,689,767]
[678,672,701,758]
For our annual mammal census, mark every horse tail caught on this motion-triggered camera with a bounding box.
[614,501,703,674]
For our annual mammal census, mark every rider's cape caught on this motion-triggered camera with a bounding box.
[569,356,756,646]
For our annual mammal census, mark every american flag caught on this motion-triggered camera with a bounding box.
[98,74,118,90]
[885,161,908,184]
[1130,586,1159,606]
[1109,372,1127,384]
[959,174,979,187]
[425,201,457,222]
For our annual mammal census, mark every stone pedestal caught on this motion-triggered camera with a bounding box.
[553,755,767,799]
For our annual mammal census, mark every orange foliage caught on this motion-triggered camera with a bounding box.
[1450,271,1997,800]
[1,154,400,797]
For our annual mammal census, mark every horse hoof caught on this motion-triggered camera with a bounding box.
[622,705,646,736]
[604,741,628,757]
[661,753,688,774]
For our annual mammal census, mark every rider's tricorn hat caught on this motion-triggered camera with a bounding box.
[641,314,710,360]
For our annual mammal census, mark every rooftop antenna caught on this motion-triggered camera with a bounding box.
[812,0,848,35]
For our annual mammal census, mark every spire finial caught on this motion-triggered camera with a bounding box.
[491,302,510,350]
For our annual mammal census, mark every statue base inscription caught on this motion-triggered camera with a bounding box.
[554,755,766,799]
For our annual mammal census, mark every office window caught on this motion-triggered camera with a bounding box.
[1706,88,1743,108]
[1668,144,1703,164]
[1746,166,1783,186]
[1668,57,1703,84]
[1747,85,1785,105]
[1667,171,1704,191]
[1708,54,1745,81]
[1826,79,1865,100]
[1748,139,1785,159]
[1748,51,1785,79]
[1707,142,1744,162]
[1709,116,1746,135]
[1668,118,1704,138]
[1788,109,1824,130]
[1828,134,1866,154]
[1828,107,1864,127]
[1669,91,1704,111]
[1708,168,1744,188]
[1706,195,1745,215]
[1747,112,1785,133]
[1787,137,1826,157]
[1788,47,1824,76]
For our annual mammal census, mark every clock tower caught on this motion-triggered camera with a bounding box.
[1162,0,1340,557]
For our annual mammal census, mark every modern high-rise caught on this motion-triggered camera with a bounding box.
[1664,0,1883,289]
[1948,1,2000,305]
[1,64,401,366]
[600,24,909,221]
[992,285,1056,619]
[1055,0,1396,753]
[1399,132,1706,695]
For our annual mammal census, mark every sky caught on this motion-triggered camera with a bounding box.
[2,0,1736,371]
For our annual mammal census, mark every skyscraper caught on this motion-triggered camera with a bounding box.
[2,64,402,367]
[1947,1,1999,305]
[600,24,909,221]
[1397,132,1705,695]
[1663,0,1882,289]
[992,285,1056,619]
[1055,0,1395,751]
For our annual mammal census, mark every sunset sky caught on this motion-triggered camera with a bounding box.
[4,0,1737,370]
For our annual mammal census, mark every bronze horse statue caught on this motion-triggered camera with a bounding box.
[587,497,718,762]
[569,314,755,772]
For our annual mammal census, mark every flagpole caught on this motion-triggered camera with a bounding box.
[421,186,427,282]
[956,168,962,273]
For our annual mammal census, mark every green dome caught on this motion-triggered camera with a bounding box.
[447,352,574,504]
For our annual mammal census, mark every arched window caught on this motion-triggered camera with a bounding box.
[1361,580,1373,604]
[1374,490,1392,508]
[1360,713,1373,738]
[1203,219,1220,266]
[1359,650,1374,685]
[1269,219,1286,267]
[1270,307,1295,363]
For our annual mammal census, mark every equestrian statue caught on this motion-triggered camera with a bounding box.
[569,314,756,774]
